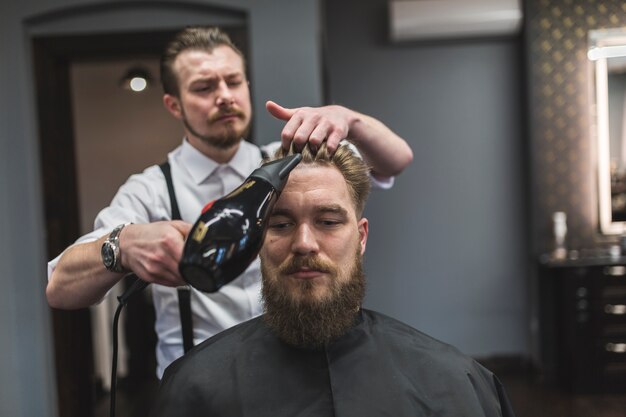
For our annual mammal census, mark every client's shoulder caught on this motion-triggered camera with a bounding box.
[362,309,476,364]
[162,316,266,380]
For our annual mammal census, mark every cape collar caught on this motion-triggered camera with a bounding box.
[262,309,366,352]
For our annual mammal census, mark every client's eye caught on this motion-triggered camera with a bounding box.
[268,218,293,231]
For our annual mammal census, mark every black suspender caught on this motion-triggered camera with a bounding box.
[159,161,182,221]
[176,285,194,354]
[159,161,194,354]
[158,147,267,355]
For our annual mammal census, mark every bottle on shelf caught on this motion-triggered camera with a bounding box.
[552,211,567,260]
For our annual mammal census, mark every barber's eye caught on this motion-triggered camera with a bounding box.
[193,83,216,93]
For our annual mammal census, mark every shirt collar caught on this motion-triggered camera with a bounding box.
[180,138,261,184]
[229,141,262,178]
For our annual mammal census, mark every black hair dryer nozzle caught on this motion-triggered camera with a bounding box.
[179,153,302,292]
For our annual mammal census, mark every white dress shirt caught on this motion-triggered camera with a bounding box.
[48,138,392,378]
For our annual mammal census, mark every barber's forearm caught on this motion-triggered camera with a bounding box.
[348,112,413,177]
[46,236,124,309]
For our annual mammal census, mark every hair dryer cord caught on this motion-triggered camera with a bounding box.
[110,275,149,417]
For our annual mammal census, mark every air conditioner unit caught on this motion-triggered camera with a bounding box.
[389,0,522,42]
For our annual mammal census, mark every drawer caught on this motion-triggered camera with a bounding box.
[593,266,626,288]
[543,263,626,392]
[596,339,626,388]
[598,339,626,360]
[599,265,626,278]
[600,322,626,338]
[595,303,626,328]
[600,285,626,300]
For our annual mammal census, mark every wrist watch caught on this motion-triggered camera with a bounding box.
[101,223,131,273]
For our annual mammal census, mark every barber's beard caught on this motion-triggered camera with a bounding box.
[261,250,365,349]
[181,107,250,150]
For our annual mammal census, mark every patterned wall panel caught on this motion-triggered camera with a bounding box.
[527,0,626,253]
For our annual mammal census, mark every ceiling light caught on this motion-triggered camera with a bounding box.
[119,66,152,92]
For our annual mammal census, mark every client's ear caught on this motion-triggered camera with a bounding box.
[358,218,368,255]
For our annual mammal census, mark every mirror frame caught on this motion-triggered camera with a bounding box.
[590,28,626,234]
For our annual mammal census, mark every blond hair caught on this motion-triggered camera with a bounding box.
[273,143,371,217]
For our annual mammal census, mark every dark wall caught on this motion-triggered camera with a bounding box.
[526,0,626,253]
[324,0,529,357]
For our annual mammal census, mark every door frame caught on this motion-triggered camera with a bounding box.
[33,26,248,417]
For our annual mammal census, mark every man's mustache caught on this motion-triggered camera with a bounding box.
[278,256,337,276]
[209,108,246,123]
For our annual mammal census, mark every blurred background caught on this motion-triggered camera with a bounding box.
[2,0,626,416]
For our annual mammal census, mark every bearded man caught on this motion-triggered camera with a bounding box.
[46,26,413,379]
[150,143,516,417]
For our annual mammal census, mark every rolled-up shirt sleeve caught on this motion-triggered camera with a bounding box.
[47,166,169,281]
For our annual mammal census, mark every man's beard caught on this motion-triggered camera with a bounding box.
[182,107,250,150]
[261,250,365,349]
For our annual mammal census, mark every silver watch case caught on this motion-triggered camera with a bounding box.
[101,223,128,273]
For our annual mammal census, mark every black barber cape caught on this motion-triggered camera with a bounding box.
[151,309,516,417]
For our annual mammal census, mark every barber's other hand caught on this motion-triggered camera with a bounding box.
[266,100,356,153]
[119,221,191,288]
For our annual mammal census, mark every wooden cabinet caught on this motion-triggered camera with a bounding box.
[542,260,626,393]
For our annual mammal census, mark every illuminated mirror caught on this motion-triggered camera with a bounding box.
[589,28,626,234]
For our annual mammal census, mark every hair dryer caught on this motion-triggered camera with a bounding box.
[111,155,302,417]
[179,153,302,292]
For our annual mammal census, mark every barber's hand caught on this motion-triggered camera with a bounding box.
[266,100,356,153]
[119,221,191,288]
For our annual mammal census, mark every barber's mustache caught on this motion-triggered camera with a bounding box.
[278,256,337,276]
[208,108,246,123]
